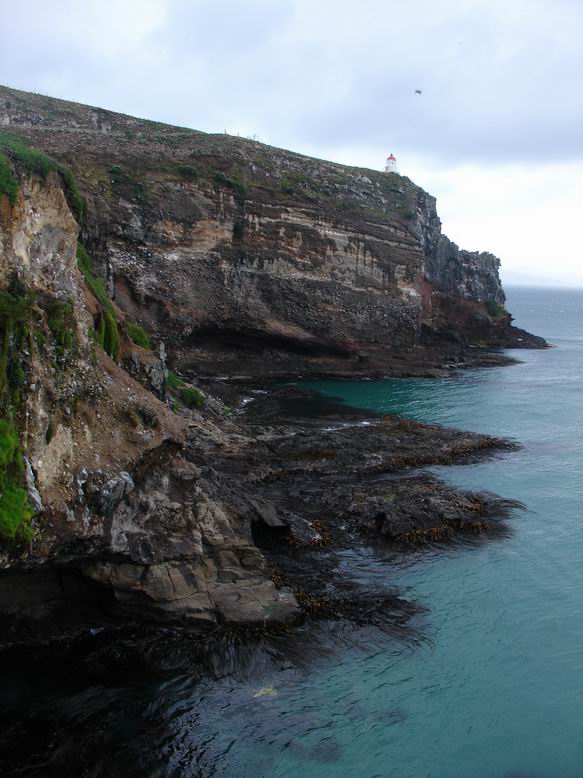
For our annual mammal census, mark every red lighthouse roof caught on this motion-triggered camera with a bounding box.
[387,153,396,160]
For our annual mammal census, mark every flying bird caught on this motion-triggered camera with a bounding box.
[414,89,422,95]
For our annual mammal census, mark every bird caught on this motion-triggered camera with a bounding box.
[414,89,422,95]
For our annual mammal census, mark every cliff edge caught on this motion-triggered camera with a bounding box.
[0,85,544,633]
[0,85,545,381]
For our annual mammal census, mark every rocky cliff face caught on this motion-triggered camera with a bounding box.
[0,85,543,382]
[413,188,505,307]
[0,167,300,630]
[0,85,544,634]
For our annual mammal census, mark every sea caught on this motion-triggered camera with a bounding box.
[1,286,582,777]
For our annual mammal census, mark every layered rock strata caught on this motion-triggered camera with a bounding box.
[0,85,545,381]
[0,86,541,633]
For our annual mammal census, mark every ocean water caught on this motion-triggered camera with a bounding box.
[291,286,583,778]
[3,287,583,777]
[160,287,581,778]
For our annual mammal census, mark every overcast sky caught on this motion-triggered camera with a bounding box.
[1,0,582,285]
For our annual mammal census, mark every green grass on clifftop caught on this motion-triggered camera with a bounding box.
[0,132,85,221]
[0,153,18,205]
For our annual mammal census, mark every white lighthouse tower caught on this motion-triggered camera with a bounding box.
[385,153,398,174]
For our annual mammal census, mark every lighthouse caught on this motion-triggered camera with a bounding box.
[385,153,398,174]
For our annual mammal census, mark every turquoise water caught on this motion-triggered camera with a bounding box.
[294,287,583,777]
[6,288,578,777]
[158,287,582,778]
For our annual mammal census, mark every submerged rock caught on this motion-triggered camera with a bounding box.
[253,686,278,698]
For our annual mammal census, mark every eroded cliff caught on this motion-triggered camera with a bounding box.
[0,167,300,630]
[0,85,544,381]
[0,85,543,634]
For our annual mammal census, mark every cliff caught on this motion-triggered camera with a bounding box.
[0,85,543,634]
[0,85,544,381]
[0,163,300,629]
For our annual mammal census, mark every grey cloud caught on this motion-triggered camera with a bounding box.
[0,0,581,164]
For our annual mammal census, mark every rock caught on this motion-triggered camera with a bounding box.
[0,84,535,639]
[97,472,134,516]
[128,346,168,399]
[0,83,546,385]
[211,581,301,627]
[24,457,43,514]
[253,686,278,698]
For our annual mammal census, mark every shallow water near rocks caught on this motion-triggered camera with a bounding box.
[191,287,583,778]
[295,286,583,778]
[2,287,582,777]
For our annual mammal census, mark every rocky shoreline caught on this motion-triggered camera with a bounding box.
[0,85,547,776]
[0,381,522,642]
[208,382,522,623]
[0,378,527,774]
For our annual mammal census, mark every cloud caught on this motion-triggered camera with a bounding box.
[411,159,583,286]
[0,0,581,282]
[2,0,581,162]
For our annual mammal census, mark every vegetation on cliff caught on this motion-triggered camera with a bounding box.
[47,300,76,365]
[76,244,111,311]
[0,418,33,544]
[76,244,120,360]
[486,300,507,319]
[167,370,205,408]
[0,277,95,545]
[0,286,35,544]
[0,132,85,221]
[127,322,152,350]
[0,153,18,205]
[0,286,32,405]
[100,310,120,360]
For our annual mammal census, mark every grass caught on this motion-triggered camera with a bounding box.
[0,287,35,545]
[167,370,185,392]
[102,310,120,361]
[127,322,151,350]
[76,244,113,314]
[178,386,205,408]
[486,300,507,319]
[0,132,85,222]
[76,243,120,360]
[280,171,323,196]
[95,310,120,361]
[34,331,46,352]
[166,370,205,408]
[0,286,34,405]
[0,288,33,322]
[213,171,246,199]
[109,164,129,184]
[0,418,33,545]
[47,301,75,364]
[0,153,18,205]
[177,164,199,180]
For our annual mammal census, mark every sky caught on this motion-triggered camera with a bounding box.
[1,0,582,285]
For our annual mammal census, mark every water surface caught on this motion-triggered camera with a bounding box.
[4,287,583,777]
[291,286,583,778]
[129,288,583,777]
